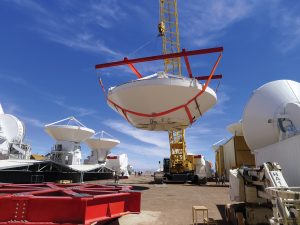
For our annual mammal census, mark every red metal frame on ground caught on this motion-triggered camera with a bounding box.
[0,183,141,225]
[96,47,223,125]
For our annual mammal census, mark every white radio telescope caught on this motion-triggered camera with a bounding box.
[45,117,95,165]
[45,117,95,143]
[0,103,31,159]
[85,131,120,164]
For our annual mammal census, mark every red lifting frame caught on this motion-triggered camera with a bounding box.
[96,47,223,125]
[96,47,223,80]
[0,183,141,225]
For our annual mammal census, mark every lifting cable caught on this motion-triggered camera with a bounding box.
[127,36,159,58]
[215,80,221,93]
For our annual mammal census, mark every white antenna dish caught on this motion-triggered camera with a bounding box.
[0,114,24,143]
[85,131,120,162]
[107,73,217,131]
[45,117,95,142]
[0,104,4,114]
[242,80,300,150]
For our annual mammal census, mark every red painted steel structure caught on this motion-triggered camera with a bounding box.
[95,47,223,81]
[96,48,223,126]
[95,47,223,83]
[95,47,222,70]
[0,183,141,225]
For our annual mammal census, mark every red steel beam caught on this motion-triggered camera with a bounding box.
[124,57,143,78]
[195,74,223,81]
[95,47,223,69]
[182,49,193,78]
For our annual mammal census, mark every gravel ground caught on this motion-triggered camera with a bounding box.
[89,175,231,225]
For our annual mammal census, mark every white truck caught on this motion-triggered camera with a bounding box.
[226,80,300,225]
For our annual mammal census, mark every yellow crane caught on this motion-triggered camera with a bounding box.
[95,0,223,183]
[158,0,194,180]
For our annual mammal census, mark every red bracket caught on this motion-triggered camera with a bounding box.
[182,48,193,78]
[124,57,143,78]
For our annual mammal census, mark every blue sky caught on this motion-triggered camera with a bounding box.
[0,0,300,170]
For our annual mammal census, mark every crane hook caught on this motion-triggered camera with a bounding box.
[158,21,165,36]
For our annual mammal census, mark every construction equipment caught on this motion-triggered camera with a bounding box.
[157,0,210,183]
[160,0,188,181]
[226,80,300,224]
[95,1,223,183]
[155,154,208,184]
[227,162,300,225]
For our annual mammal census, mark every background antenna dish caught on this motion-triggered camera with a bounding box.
[45,117,95,142]
[85,131,120,162]
[0,114,24,143]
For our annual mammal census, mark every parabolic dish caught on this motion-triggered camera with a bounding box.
[45,125,95,142]
[85,137,120,162]
[0,114,24,143]
[107,74,217,131]
[85,137,120,151]
[242,80,300,150]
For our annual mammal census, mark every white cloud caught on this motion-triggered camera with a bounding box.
[126,158,155,170]
[0,101,21,115]
[206,90,230,115]
[52,100,97,117]
[8,0,48,14]
[112,142,168,170]
[9,0,123,57]
[180,1,255,47]
[19,115,45,128]
[103,120,169,149]
[116,142,168,158]
[268,1,300,52]
[81,1,127,29]
[0,73,62,101]
[179,0,300,52]
[0,74,27,86]
[0,73,96,118]
[0,101,45,128]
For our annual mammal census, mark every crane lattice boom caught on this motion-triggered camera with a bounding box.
[160,0,192,174]
[159,0,182,76]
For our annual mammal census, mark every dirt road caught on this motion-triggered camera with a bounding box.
[91,175,230,225]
